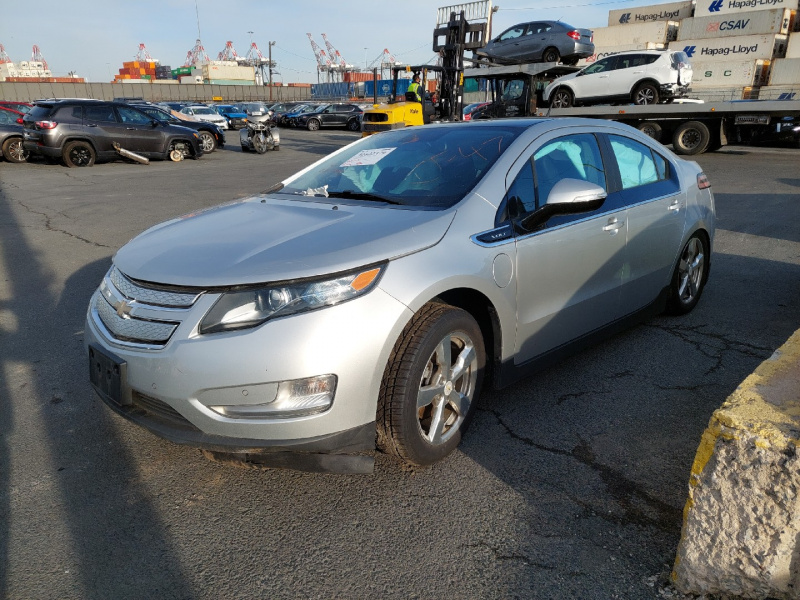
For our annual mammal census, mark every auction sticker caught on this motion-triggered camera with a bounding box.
[340,148,396,166]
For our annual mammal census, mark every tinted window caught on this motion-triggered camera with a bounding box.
[534,134,606,208]
[117,106,152,124]
[85,105,117,122]
[583,56,617,74]
[498,25,526,41]
[608,135,666,189]
[0,110,16,124]
[28,105,55,120]
[504,162,536,218]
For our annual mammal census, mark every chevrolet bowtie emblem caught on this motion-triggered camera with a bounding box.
[113,298,134,318]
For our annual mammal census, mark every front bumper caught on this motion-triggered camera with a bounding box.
[84,268,412,471]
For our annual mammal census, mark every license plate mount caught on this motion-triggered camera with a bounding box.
[89,344,132,407]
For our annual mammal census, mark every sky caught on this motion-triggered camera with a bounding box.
[1,0,682,83]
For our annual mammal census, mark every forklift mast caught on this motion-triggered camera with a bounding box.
[432,7,491,120]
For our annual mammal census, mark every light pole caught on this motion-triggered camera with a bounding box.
[363,47,368,71]
[268,41,276,101]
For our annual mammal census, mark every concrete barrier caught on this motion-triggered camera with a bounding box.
[673,329,800,598]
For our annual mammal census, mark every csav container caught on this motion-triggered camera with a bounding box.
[678,8,795,40]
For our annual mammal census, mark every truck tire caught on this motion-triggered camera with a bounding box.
[672,121,710,155]
[637,121,662,142]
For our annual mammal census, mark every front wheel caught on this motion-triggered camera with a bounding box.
[198,131,216,153]
[347,118,360,132]
[252,131,269,154]
[63,141,96,167]
[666,233,709,315]
[633,82,660,105]
[550,88,573,108]
[2,137,28,163]
[377,302,485,466]
[306,118,321,132]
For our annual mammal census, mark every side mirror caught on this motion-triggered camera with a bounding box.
[151,120,160,127]
[520,178,606,230]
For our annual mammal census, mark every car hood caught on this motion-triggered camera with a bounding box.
[114,195,456,287]
[223,111,247,118]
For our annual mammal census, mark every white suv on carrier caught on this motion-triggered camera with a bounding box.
[544,50,692,108]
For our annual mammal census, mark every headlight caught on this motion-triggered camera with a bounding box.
[198,264,385,334]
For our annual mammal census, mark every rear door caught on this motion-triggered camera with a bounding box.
[611,54,650,97]
[82,104,122,155]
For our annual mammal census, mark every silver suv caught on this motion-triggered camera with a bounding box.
[544,50,693,107]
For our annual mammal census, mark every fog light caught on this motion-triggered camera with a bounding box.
[209,375,336,419]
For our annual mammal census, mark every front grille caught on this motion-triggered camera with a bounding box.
[132,392,199,431]
[93,267,206,347]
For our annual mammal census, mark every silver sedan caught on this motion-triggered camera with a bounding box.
[85,118,715,473]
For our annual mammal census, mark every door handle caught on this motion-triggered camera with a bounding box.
[668,200,682,212]
[602,217,624,234]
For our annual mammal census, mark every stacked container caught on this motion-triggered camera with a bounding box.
[114,61,158,83]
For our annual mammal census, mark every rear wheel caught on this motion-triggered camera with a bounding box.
[633,82,660,105]
[63,141,95,167]
[198,131,216,153]
[377,302,485,466]
[542,47,561,63]
[666,233,709,315]
[637,121,663,142]
[550,88,574,108]
[2,137,28,163]
[672,121,711,155]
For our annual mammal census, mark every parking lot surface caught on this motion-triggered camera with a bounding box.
[1,129,799,599]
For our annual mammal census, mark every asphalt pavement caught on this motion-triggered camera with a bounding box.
[1,129,799,599]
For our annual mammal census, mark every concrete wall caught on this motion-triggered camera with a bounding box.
[0,82,312,103]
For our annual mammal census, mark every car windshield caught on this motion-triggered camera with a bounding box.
[192,107,215,115]
[280,125,521,209]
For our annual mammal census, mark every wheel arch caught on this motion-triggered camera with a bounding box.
[60,137,98,153]
[630,78,661,96]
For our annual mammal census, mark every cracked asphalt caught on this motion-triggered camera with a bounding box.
[1,130,799,599]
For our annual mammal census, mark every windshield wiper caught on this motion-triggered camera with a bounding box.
[326,190,404,205]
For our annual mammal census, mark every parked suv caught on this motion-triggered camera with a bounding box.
[544,50,692,108]
[130,103,225,153]
[22,99,203,167]
[475,20,594,65]
[295,103,363,131]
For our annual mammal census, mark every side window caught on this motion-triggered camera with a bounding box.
[533,133,606,207]
[498,25,526,41]
[85,105,117,122]
[116,106,152,124]
[0,111,13,124]
[503,162,536,220]
[608,135,668,189]
[583,56,617,74]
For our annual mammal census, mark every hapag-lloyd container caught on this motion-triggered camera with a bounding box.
[695,0,799,17]
[576,43,665,66]
[767,56,800,82]
[678,8,795,40]
[675,33,788,61]
[689,58,772,86]
[607,1,694,26]
[592,21,680,47]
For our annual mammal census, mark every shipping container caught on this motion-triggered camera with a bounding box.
[788,32,800,56]
[179,75,203,84]
[202,64,256,81]
[207,79,256,86]
[689,58,771,87]
[688,86,759,100]
[608,1,694,26]
[695,0,799,17]
[678,8,794,40]
[577,42,665,66]
[675,33,788,61]
[767,56,800,83]
[591,21,680,47]
[757,83,800,98]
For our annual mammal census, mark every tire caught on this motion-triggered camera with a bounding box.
[253,131,268,154]
[377,302,485,466]
[636,121,662,142]
[62,141,95,168]
[563,58,579,66]
[665,233,709,315]
[550,88,573,108]
[672,120,710,155]
[633,82,660,105]
[241,144,249,152]
[307,118,321,132]
[2,136,28,163]
[198,131,216,153]
[346,118,360,132]
[542,47,561,63]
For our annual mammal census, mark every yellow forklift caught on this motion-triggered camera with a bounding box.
[361,8,490,136]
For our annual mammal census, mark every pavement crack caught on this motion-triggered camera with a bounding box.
[16,200,111,248]
[462,541,554,569]
[480,408,681,533]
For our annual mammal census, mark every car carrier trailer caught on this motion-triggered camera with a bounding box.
[465,63,800,154]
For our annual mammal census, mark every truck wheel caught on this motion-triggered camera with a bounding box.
[672,121,710,155]
[633,83,660,105]
[2,137,28,163]
[63,141,96,167]
[637,121,662,142]
[550,88,573,108]
[542,47,561,63]
[377,302,485,466]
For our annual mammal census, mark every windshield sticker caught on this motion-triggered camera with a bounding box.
[340,148,396,167]
[301,185,329,197]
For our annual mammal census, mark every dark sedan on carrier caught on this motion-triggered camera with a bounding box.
[475,20,594,65]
